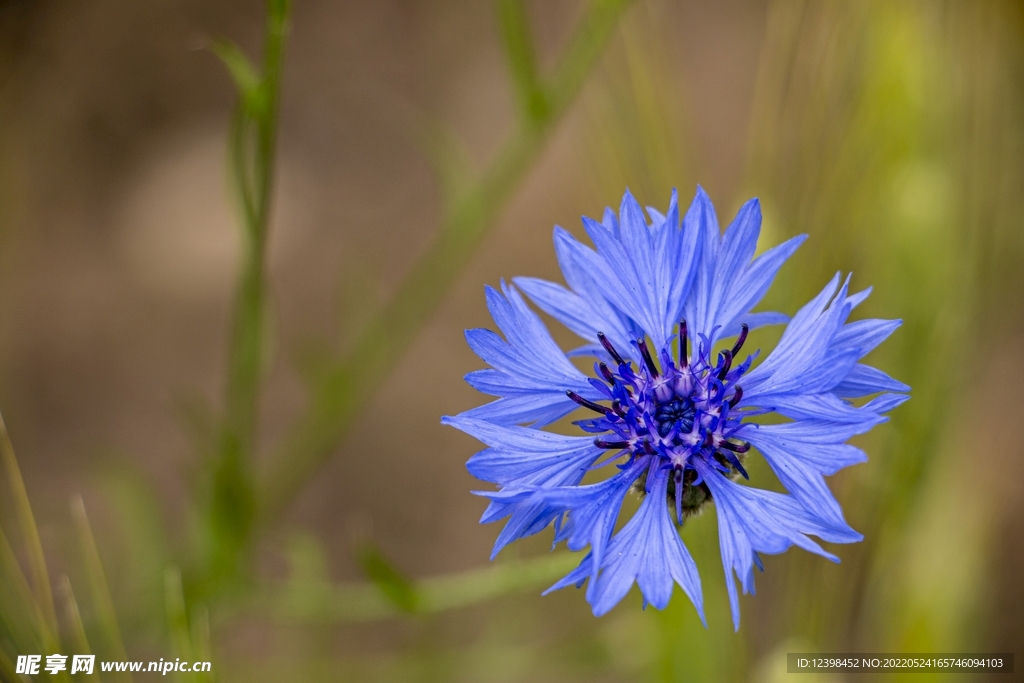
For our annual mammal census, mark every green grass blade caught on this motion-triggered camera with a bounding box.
[498,0,548,125]
[200,0,292,596]
[0,410,59,638]
[71,495,132,683]
[210,39,262,113]
[257,551,581,623]
[0,523,54,653]
[58,575,102,683]
[190,604,215,683]
[356,542,418,614]
[0,648,19,683]
[164,566,197,683]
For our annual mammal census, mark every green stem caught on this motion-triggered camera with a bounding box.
[260,0,634,520]
[499,0,548,126]
[224,0,287,463]
[249,551,581,623]
[207,0,290,587]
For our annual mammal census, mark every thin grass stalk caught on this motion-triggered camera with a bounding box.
[58,575,106,683]
[0,648,18,683]
[0,410,59,638]
[0,523,55,653]
[249,550,580,623]
[223,0,288,452]
[190,604,215,683]
[204,0,291,590]
[71,495,133,683]
[165,567,195,683]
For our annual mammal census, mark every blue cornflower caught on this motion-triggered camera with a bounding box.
[443,188,909,629]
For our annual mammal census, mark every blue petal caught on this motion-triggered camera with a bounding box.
[719,311,790,338]
[863,392,911,414]
[464,368,568,396]
[458,394,579,428]
[738,418,876,475]
[707,199,762,326]
[742,274,858,397]
[459,282,607,425]
[477,485,569,554]
[484,503,564,559]
[545,552,593,593]
[741,424,868,535]
[511,277,602,342]
[536,189,701,355]
[513,274,636,362]
[832,318,902,356]
[617,190,659,300]
[443,416,603,558]
[683,187,722,345]
[716,235,807,333]
[583,215,668,350]
[485,282,582,381]
[519,458,646,588]
[845,287,872,310]
[745,392,876,423]
[743,275,909,407]
[462,326,573,391]
[443,416,600,484]
[552,227,650,355]
[682,186,807,346]
[601,206,620,236]
[548,467,704,620]
[833,364,911,398]
[697,460,853,630]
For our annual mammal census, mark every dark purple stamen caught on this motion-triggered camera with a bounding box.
[598,362,615,384]
[720,440,750,453]
[637,339,659,378]
[595,439,629,450]
[679,320,689,366]
[731,323,749,357]
[597,332,625,366]
[728,386,744,408]
[717,350,733,381]
[702,431,715,449]
[566,390,613,416]
[611,398,626,417]
[643,440,657,455]
[723,451,749,479]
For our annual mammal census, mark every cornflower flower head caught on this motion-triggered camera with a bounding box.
[443,188,909,629]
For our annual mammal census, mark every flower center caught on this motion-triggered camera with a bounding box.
[653,395,695,437]
[567,321,755,523]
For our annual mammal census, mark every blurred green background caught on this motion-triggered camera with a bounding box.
[0,1,1022,681]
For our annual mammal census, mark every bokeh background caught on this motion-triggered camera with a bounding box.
[1,0,1022,681]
